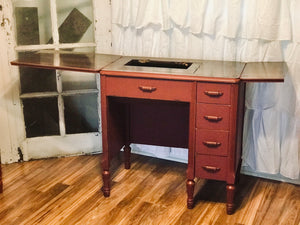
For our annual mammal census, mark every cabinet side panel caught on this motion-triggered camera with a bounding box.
[235,82,246,174]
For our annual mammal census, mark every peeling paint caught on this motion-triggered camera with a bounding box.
[0,0,27,163]
[1,17,9,27]
[17,147,23,162]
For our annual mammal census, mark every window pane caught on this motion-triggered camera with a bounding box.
[13,0,52,45]
[64,94,98,134]
[19,67,57,94]
[23,97,59,137]
[56,0,94,44]
[61,71,97,91]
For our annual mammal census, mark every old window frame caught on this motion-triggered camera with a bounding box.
[12,0,105,160]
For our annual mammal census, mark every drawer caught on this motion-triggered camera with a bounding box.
[195,154,227,181]
[197,83,231,104]
[105,76,193,102]
[196,129,229,156]
[196,103,230,130]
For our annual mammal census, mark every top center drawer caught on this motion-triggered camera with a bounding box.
[105,76,193,102]
[197,83,232,104]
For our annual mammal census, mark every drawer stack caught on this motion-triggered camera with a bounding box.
[195,82,233,181]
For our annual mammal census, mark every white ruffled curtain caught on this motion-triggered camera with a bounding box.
[111,0,300,181]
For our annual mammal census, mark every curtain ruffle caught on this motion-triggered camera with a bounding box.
[112,0,299,42]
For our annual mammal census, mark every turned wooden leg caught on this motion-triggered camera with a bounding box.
[186,179,195,209]
[0,166,2,193]
[101,170,110,197]
[124,145,131,169]
[226,184,235,215]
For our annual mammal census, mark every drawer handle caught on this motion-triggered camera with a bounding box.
[202,166,221,173]
[203,141,221,148]
[139,86,157,93]
[204,91,223,97]
[204,115,223,122]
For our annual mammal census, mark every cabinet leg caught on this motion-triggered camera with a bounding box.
[101,170,110,197]
[0,167,2,193]
[186,179,195,209]
[124,145,131,169]
[226,184,235,215]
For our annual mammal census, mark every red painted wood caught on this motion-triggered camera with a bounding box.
[105,76,193,102]
[0,165,2,193]
[186,179,195,209]
[226,83,242,185]
[100,71,243,214]
[195,154,227,181]
[195,129,229,156]
[186,81,197,180]
[124,145,131,169]
[101,170,110,197]
[9,53,285,215]
[226,184,236,215]
[124,104,131,169]
[196,103,230,130]
[100,77,127,197]
[101,70,241,83]
[129,100,189,148]
[197,82,232,104]
[235,83,246,175]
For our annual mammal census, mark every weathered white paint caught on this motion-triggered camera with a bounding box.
[94,0,112,53]
[15,42,96,51]
[0,0,25,163]
[0,26,14,163]
[20,133,102,161]
[49,0,59,47]
[56,71,65,136]
[96,73,102,133]
[20,92,59,99]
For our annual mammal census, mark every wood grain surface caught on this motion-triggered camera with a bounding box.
[0,154,299,225]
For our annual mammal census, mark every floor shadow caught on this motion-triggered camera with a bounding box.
[193,174,258,211]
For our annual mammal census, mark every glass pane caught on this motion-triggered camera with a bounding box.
[13,0,52,45]
[61,71,97,91]
[19,66,57,94]
[23,97,59,137]
[64,94,98,134]
[56,0,94,44]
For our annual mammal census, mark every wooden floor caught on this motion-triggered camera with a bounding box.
[0,154,299,225]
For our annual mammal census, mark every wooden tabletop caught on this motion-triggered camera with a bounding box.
[11,50,285,82]
[240,62,286,82]
[11,50,121,73]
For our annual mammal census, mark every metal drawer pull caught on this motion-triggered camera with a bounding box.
[204,91,223,97]
[203,141,221,148]
[204,115,223,122]
[139,86,157,93]
[202,166,221,173]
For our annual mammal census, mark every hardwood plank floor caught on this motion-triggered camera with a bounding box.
[0,154,299,225]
